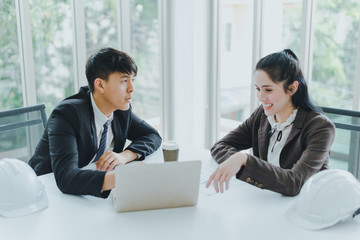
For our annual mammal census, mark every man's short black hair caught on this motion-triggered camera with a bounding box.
[85,48,138,92]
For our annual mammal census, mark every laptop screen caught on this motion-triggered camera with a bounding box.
[113,160,201,212]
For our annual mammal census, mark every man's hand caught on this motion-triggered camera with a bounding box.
[95,150,138,171]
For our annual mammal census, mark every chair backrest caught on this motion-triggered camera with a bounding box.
[0,104,47,163]
[320,106,360,180]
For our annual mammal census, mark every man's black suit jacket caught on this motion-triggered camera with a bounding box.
[29,86,162,198]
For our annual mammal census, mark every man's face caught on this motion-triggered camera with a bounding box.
[101,72,135,111]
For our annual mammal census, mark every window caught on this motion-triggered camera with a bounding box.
[83,0,162,131]
[0,0,23,110]
[0,0,163,162]
[29,0,74,115]
[225,23,232,52]
[310,0,360,174]
[262,0,303,55]
[1,0,162,131]
[130,0,161,131]
[214,0,360,178]
[218,0,303,138]
[281,0,303,54]
[322,108,360,178]
[218,0,254,138]
[310,0,360,111]
[85,0,118,54]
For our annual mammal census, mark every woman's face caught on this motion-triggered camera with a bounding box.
[254,70,295,123]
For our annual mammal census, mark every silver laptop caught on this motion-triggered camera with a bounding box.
[112,160,201,213]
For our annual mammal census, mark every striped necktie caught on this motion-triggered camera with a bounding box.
[92,120,110,163]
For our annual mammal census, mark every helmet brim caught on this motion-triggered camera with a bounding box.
[0,183,48,218]
[285,204,338,230]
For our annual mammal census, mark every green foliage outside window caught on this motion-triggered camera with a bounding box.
[0,0,23,110]
[316,0,357,109]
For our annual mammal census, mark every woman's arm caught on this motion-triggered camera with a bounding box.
[237,113,335,196]
[211,107,264,163]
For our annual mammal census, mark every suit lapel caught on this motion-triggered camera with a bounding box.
[87,93,98,157]
[284,108,307,146]
[258,113,271,159]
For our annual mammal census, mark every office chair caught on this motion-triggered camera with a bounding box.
[0,104,47,162]
[320,106,360,180]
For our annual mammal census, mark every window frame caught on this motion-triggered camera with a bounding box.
[13,0,165,137]
[209,0,360,178]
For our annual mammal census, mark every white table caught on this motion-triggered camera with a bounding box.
[1,145,360,240]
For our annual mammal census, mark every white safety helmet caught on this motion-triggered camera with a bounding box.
[285,169,360,230]
[0,158,48,217]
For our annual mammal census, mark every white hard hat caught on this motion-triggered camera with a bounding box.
[0,158,48,217]
[285,169,360,230]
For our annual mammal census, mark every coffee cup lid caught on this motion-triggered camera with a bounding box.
[162,141,179,150]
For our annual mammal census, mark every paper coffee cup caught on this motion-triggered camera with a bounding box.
[162,141,179,162]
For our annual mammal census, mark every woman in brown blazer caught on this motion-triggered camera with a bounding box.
[206,49,335,196]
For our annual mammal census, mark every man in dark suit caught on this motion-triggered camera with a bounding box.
[29,48,162,198]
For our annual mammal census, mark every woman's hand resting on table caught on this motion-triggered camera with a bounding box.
[206,152,248,193]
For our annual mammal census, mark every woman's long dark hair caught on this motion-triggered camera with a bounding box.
[255,49,320,112]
